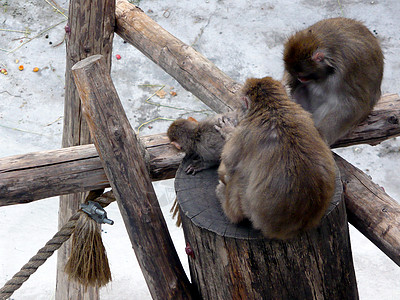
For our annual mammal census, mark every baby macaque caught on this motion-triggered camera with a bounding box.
[283,17,384,145]
[167,111,243,175]
[216,76,336,240]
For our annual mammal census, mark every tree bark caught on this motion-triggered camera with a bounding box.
[71,55,195,300]
[115,0,241,113]
[335,154,400,266]
[176,157,358,300]
[57,0,115,299]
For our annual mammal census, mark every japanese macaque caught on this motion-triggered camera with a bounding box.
[167,110,244,175]
[283,17,384,145]
[216,76,336,240]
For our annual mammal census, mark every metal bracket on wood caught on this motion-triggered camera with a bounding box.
[81,201,114,225]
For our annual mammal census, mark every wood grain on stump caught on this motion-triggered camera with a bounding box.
[176,156,358,300]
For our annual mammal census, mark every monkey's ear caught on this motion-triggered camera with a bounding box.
[170,141,182,150]
[241,96,250,110]
[312,51,325,62]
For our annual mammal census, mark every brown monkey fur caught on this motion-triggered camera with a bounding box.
[216,76,336,240]
[283,17,384,145]
[167,110,243,175]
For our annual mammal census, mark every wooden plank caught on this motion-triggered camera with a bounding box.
[72,55,194,299]
[335,154,400,267]
[57,0,115,298]
[115,0,242,114]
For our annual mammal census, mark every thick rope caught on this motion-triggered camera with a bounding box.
[0,191,116,300]
[0,213,79,300]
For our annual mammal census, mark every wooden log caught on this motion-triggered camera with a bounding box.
[176,156,358,299]
[332,93,400,148]
[115,0,242,114]
[0,94,398,207]
[0,134,184,207]
[335,154,400,266]
[142,133,185,179]
[0,145,109,206]
[72,55,195,299]
[57,0,115,298]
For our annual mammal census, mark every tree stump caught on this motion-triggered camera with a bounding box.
[175,156,359,300]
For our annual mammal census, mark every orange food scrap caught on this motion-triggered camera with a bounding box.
[155,89,167,99]
[187,117,198,123]
[170,91,177,96]
[33,67,39,72]
[18,65,24,71]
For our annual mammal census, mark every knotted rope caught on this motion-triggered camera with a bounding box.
[0,190,116,300]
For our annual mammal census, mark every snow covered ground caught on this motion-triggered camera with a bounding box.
[1,0,400,299]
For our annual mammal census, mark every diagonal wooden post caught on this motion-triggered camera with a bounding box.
[57,0,115,299]
[335,154,400,266]
[115,0,241,113]
[71,55,195,299]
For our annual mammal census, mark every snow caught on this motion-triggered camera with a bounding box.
[1,0,400,299]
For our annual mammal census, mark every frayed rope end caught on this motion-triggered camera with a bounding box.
[64,213,112,288]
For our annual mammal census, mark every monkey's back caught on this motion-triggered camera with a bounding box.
[308,17,384,105]
[195,120,225,163]
[222,101,336,239]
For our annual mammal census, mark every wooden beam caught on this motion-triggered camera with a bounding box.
[0,134,183,207]
[115,0,242,114]
[332,93,400,148]
[335,154,400,267]
[57,0,115,298]
[72,55,194,299]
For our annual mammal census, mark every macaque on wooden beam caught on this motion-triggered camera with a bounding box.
[283,17,384,146]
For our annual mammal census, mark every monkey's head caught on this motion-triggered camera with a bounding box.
[242,76,286,108]
[167,118,198,152]
[283,30,334,83]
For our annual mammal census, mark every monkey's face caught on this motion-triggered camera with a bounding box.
[285,51,334,84]
[284,31,334,84]
[167,118,198,152]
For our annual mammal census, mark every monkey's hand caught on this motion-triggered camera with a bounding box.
[185,159,216,175]
[215,116,236,139]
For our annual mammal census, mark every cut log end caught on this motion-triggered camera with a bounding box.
[175,156,342,240]
[71,55,104,71]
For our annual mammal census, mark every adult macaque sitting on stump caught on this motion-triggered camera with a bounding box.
[216,76,336,240]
